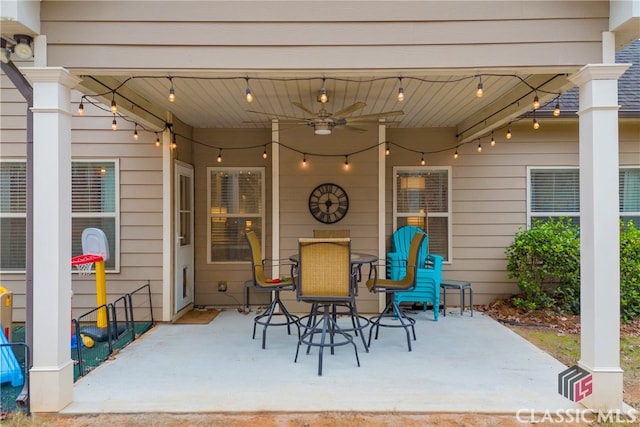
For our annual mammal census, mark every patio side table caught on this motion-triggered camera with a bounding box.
[440,280,473,317]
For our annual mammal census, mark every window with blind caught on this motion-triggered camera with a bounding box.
[0,160,119,272]
[72,161,118,270]
[528,167,640,228]
[208,167,264,263]
[393,167,451,261]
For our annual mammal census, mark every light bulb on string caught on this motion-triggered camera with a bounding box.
[533,94,540,110]
[453,149,459,159]
[506,127,512,140]
[476,75,483,98]
[553,100,561,117]
[155,133,161,147]
[344,156,350,170]
[490,133,496,147]
[420,153,425,166]
[111,115,118,131]
[319,78,328,103]
[477,142,482,153]
[171,133,177,149]
[217,150,223,163]
[110,96,118,114]
[262,146,268,159]
[245,77,254,103]
[302,154,307,167]
[168,78,176,103]
[78,98,85,115]
[533,118,540,130]
[385,144,390,156]
[133,125,139,141]
[397,77,405,102]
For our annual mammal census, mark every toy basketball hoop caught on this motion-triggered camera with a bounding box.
[71,254,103,276]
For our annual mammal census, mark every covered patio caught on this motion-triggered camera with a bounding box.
[63,309,584,416]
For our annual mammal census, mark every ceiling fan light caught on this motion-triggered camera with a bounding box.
[13,35,33,59]
[314,122,331,135]
[0,40,11,64]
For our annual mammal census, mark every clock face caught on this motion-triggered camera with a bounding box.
[308,183,349,224]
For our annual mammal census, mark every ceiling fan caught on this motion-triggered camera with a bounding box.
[246,101,404,135]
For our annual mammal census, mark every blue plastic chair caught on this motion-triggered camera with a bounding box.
[387,226,444,321]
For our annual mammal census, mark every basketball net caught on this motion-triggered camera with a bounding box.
[71,254,104,277]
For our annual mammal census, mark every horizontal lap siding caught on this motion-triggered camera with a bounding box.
[41,2,607,70]
[0,90,165,321]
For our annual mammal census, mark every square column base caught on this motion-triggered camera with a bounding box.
[577,363,624,410]
[30,360,74,412]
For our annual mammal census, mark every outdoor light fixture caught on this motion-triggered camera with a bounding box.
[490,133,496,146]
[506,127,512,140]
[13,35,33,59]
[168,78,176,103]
[533,94,540,110]
[553,101,561,117]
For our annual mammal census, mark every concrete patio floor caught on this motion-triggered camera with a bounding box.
[62,308,584,415]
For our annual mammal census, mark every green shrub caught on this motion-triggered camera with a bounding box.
[505,217,580,313]
[506,218,640,321]
[620,221,640,322]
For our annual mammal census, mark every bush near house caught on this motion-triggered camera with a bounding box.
[505,218,640,322]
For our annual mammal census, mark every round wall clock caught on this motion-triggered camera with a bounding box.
[308,183,349,224]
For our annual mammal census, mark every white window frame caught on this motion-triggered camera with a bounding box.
[0,160,27,273]
[207,167,265,264]
[0,159,120,273]
[527,166,640,227]
[392,166,452,262]
[71,159,120,273]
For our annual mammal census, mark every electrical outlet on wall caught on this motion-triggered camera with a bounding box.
[217,281,227,292]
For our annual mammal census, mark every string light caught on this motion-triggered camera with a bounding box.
[133,125,139,141]
[302,153,307,167]
[171,133,177,149]
[420,153,425,166]
[110,96,117,114]
[490,133,496,147]
[506,127,512,140]
[533,116,540,130]
[319,78,328,103]
[168,78,176,103]
[533,93,540,110]
[397,77,405,102]
[78,98,85,115]
[553,100,561,117]
[217,150,223,163]
[344,155,350,170]
[477,141,482,153]
[245,77,254,103]
[476,75,483,98]
[262,146,268,159]
[453,149,459,159]
[385,144,390,156]
[155,133,160,147]
[111,115,118,130]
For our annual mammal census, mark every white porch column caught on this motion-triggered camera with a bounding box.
[20,67,82,412]
[568,63,629,410]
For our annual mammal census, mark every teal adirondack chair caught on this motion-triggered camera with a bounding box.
[387,226,443,321]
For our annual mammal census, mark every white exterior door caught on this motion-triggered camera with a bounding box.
[175,162,194,313]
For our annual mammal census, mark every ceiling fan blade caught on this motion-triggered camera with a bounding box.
[246,110,305,121]
[344,125,368,132]
[347,110,405,121]
[333,102,366,118]
[292,102,316,116]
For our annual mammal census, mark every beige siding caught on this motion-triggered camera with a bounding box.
[0,90,165,321]
[41,1,607,71]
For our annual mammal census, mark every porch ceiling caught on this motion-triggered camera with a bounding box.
[76,69,574,143]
